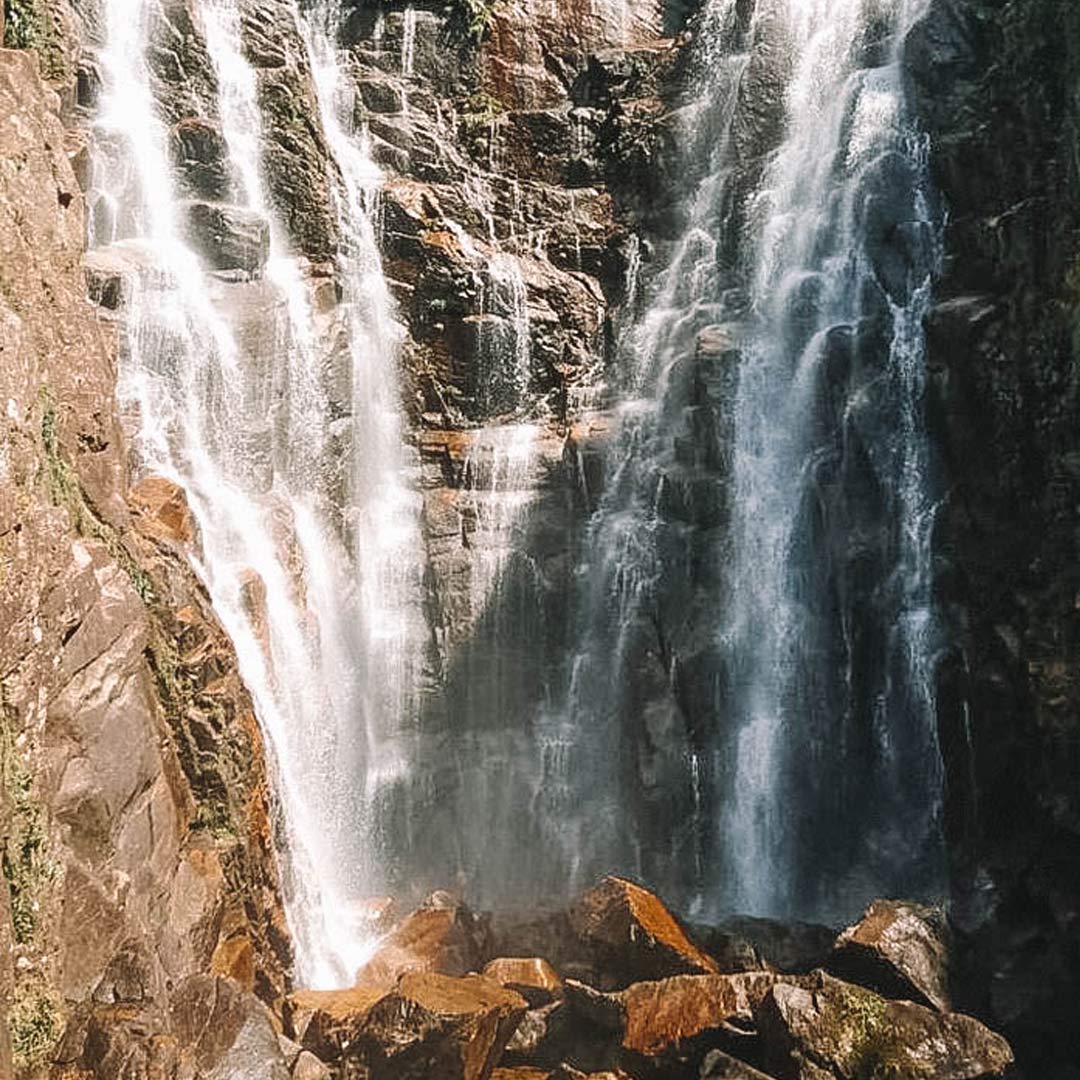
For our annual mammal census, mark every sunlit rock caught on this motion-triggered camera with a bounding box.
[292,973,527,1079]
[828,899,951,1013]
[356,894,490,988]
[571,876,719,986]
[130,475,196,546]
[565,971,791,1071]
[483,957,564,1007]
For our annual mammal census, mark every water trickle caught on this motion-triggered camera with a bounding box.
[400,6,417,76]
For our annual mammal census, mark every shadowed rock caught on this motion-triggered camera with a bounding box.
[757,972,1012,1080]
[828,899,951,1012]
[183,201,270,274]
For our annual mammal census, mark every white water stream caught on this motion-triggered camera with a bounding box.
[92,0,423,987]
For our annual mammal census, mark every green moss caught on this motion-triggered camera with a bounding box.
[460,88,504,128]
[39,388,156,605]
[8,982,62,1069]
[2,0,67,80]
[441,0,499,45]
[833,986,910,1080]
[0,685,60,949]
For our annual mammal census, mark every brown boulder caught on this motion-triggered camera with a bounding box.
[564,972,790,1071]
[357,894,490,987]
[484,957,564,1006]
[289,985,386,1061]
[292,973,527,1078]
[572,877,719,986]
[757,972,1013,1080]
[827,899,951,1012]
[358,972,527,1080]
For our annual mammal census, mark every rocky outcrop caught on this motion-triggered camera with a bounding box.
[827,900,951,1013]
[0,44,289,1077]
[906,1,1080,1075]
[757,973,1013,1080]
[571,875,720,986]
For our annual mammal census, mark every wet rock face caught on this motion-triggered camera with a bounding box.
[0,46,288,1077]
[906,0,1080,1074]
[184,200,271,273]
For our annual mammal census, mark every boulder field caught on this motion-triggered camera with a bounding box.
[280,877,1014,1080]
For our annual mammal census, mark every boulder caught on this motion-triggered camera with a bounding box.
[504,1001,562,1058]
[700,1049,779,1079]
[483,957,564,1006]
[698,917,838,976]
[828,899,951,1012]
[356,894,490,987]
[183,201,270,274]
[571,877,719,986]
[565,972,789,1070]
[289,985,386,1061]
[757,973,1013,1080]
[357,972,527,1080]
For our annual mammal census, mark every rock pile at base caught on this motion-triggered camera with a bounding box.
[282,878,1015,1080]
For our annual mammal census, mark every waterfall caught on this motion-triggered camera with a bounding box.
[720,0,946,920]
[91,0,423,987]
[494,0,948,921]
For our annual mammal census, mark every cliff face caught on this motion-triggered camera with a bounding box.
[0,44,290,1078]
[909,0,1080,1074]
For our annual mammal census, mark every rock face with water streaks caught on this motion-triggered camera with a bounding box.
[907,1,1080,1074]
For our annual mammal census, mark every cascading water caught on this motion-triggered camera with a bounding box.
[719,0,947,920]
[435,0,948,921]
[91,0,423,987]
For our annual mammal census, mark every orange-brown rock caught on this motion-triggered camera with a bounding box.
[289,984,387,1060]
[827,899,951,1012]
[211,934,256,992]
[483,957,564,1006]
[356,894,489,987]
[292,972,528,1077]
[359,973,527,1080]
[565,972,788,1066]
[492,1068,553,1080]
[130,475,196,544]
[572,876,719,986]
